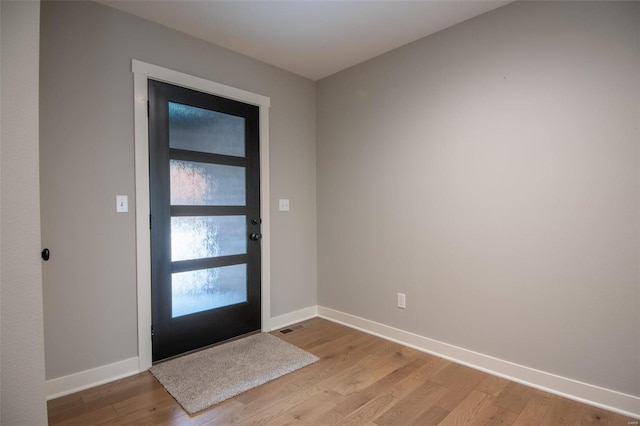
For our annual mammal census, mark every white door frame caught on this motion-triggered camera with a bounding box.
[132,60,271,371]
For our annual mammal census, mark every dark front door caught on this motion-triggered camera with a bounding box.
[148,80,261,362]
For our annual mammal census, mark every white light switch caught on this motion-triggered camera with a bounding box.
[116,195,128,213]
[279,198,290,211]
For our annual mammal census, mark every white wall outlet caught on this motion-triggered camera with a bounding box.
[116,195,128,213]
[397,292,406,309]
[279,198,290,211]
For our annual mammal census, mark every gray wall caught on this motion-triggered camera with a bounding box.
[1,1,48,424]
[317,1,640,397]
[40,0,317,380]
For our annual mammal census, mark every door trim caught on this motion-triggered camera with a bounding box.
[132,59,271,371]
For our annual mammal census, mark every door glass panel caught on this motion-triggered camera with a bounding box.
[172,264,247,318]
[169,101,245,157]
[170,159,246,206]
[171,216,246,261]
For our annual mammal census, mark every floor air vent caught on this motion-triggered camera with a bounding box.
[279,324,304,334]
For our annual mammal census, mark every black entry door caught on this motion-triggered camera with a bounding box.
[148,80,261,362]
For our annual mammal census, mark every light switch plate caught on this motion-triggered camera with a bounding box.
[116,195,128,213]
[279,199,290,211]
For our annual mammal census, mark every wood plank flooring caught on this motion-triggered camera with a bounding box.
[48,318,636,425]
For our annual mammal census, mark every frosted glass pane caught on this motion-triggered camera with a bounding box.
[171,216,246,261]
[169,102,245,157]
[170,160,245,206]
[172,264,247,318]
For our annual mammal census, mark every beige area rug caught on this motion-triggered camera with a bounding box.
[150,333,319,414]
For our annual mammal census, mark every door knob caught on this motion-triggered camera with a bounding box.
[41,248,50,261]
[249,233,262,241]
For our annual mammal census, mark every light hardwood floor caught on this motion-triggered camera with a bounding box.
[48,318,636,425]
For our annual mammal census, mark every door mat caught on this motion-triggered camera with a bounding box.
[150,333,319,414]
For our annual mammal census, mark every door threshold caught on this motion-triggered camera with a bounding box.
[152,329,262,365]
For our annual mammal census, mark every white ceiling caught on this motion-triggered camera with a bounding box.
[98,1,512,81]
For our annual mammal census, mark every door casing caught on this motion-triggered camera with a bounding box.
[132,60,271,371]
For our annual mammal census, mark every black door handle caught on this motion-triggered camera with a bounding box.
[249,233,262,241]
[41,248,50,261]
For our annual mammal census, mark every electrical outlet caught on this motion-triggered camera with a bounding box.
[397,292,406,309]
[279,198,290,211]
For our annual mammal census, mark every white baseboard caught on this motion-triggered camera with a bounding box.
[268,305,318,331]
[45,306,318,401]
[45,357,140,400]
[317,306,640,419]
[45,306,640,419]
